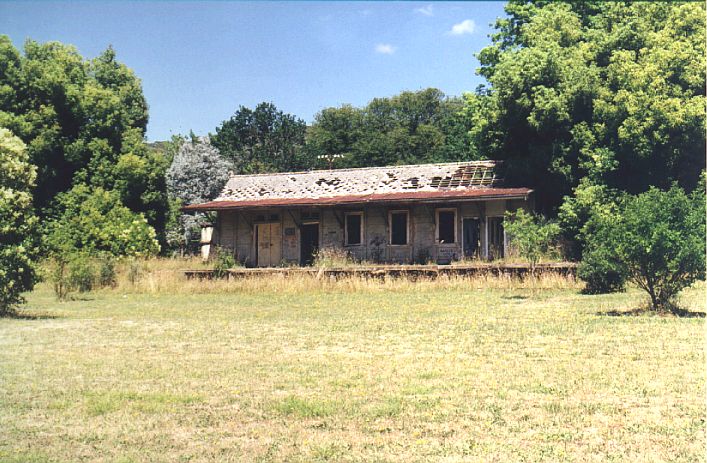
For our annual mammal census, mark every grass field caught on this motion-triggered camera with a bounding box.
[0,272,704,462]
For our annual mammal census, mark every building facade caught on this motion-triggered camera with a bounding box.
[184,161,533,267]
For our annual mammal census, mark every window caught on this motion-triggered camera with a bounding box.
[436,209,456,244]
[487,217,505,259]
[389,210,409,245]
[345,212,363,246]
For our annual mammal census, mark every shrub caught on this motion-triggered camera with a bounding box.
[580,185,706,311]
[213,247,236,278]
[67,255,97,293]
[98,258,117,288]
[45,185,160,259]
[504,209,561,272]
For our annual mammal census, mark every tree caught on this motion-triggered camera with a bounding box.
[468,2,706,216]
[579,185,705,311]
[0,128,39,314]
[504,208,560,273]
[165,137,231,250]
[212,102,311,174]
[0,37,169,243]
[307,88,476,169]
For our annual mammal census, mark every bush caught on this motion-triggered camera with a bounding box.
[580,185,706,311]
[504,209,561,272]
[98,258,117,288]
[213,247,237,278]
[68,256,97,293]
[45,185,160,259]
[577,247,626,294]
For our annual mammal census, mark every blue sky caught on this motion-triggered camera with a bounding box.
[1,1,507,141]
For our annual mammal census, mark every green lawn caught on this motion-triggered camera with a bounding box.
[1,279,704,462]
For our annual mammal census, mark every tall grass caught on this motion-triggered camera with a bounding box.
[101,257,581,295]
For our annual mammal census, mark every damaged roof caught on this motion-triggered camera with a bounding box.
[183,161,532,211]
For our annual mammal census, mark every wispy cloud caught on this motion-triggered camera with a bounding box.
[414,4,433,16]
[375,43,397,55]
[449,19,476,35]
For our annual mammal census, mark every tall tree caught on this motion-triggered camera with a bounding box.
[0,37,169,244]
[165,137,231,250]
[468,2,706,213]
[211,102,310,174]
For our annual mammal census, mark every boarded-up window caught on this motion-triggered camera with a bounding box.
[390,211,408,245]
[488,217,505,259]
[345,212,362,246]
[437,209,456,244]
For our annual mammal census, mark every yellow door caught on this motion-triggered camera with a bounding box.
[257,223,281,267]
[257,224,270,267]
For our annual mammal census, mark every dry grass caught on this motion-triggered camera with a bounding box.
[0,262,704,462]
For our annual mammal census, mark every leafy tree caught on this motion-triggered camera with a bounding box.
[45,184,160,259]
[468,2,706,215]
[0,37,168,242]
[0,128,39,314]
[307,88,476,169]
[579,185,705,311]
[165,137,231,250]
[504,208,560,273]
[212,102,310,174]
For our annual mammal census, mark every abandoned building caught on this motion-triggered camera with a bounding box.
[183,161,533,267]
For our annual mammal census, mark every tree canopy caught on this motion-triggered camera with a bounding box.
[307,88,476,169]
[211,102,310,174]
[0,37,168,242]
[467,1,706,212]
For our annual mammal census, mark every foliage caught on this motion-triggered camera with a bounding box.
[468,2,706,213]
[165,136,230,250]
[307,88,477,169]
[0,128,39,313]
[212,247,237,277]
[504,208,560,271]
[45,184,160,259]
[212,102,310,174]
[580,185,706,310]
[0,37,169,242]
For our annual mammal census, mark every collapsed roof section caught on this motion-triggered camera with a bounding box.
[183,161,533,211]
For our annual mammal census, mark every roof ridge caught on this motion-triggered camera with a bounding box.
[226,160,500,179]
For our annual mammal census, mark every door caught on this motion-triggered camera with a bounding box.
[463,218,481,259]
[300,223,319,266]
[256,223,282,267]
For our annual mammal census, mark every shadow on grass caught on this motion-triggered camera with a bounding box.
[2,310,60,320]
[502,295,529,300]
[598,307,705,318]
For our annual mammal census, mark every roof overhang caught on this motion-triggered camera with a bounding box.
[182,188,533,212]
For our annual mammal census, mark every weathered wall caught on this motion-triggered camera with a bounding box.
[214,198,530,267]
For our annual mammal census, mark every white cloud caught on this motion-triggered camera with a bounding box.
[414,4,433,16]
[375,43,397,55]
[449,19,476,35]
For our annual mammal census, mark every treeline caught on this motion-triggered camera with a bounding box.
[1,1,705,313]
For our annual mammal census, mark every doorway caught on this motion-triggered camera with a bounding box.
[462,218,481,259]
[256,222,282,267]
[300,223,319,266]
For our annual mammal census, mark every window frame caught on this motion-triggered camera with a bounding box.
[344,211,364,247]
[435,208,457,245]
[388,209,410,246]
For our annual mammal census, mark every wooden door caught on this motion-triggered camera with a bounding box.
[257,223,282,267]
[269,223,281,266]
